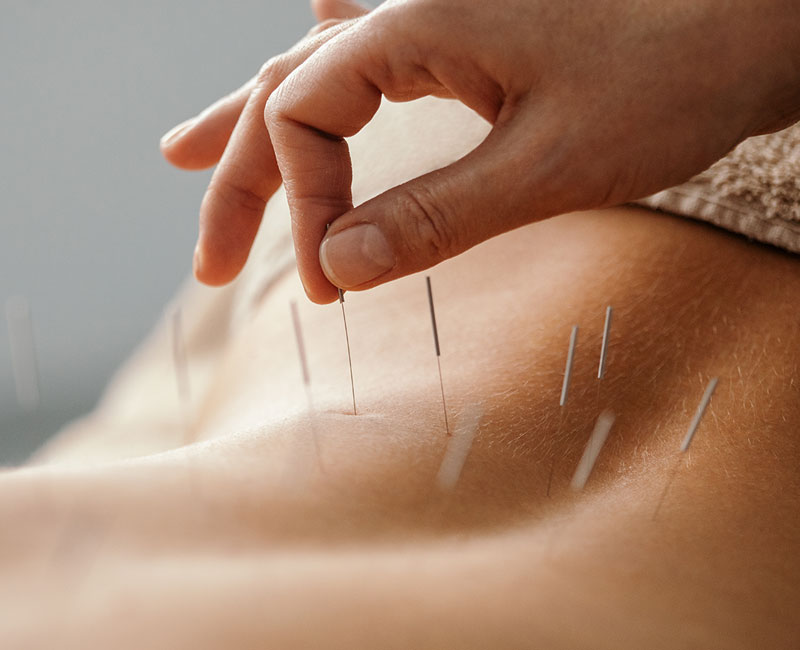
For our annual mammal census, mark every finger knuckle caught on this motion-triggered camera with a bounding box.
[263,89,287,131]
[209,179,267,216]
[255,55,285,89]
[395,184,459,261]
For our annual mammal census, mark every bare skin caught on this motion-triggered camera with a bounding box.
[5,8,799,640]
[162,0,800,302]
[2,203,799,648]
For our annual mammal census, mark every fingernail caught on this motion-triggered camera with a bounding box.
[319,223,395,288]
[160,118,195,147]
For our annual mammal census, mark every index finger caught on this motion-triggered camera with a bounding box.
[194,20,362,287]
[265,12,447,303]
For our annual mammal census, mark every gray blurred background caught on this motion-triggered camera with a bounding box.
[0,0,314,464]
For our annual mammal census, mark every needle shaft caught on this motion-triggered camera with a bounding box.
[426,277,450,436]
[5,296,41,410]
[338,289,357,415]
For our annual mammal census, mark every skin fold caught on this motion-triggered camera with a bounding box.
[2,203,799,649]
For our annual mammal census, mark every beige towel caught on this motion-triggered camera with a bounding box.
[635,123,800,254]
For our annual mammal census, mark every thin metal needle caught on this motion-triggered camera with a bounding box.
[290,301,323,467]
[435,404,483,491]
[426,276,451,437]
[290,301,311,386]
[598,306,613,380]
[681,377,719,452]
[570,410,616,491]
[5,296,41,410]
[560,325,579,406]
[338,289,357,415]
[326,222,358,415]
[171,308,192,440]
[652,376,719,520]
[547,324,579,496]
[595,305,613,413]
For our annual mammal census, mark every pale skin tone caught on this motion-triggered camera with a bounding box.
[2,2,799,646]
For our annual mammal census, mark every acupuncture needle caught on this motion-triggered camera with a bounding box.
[337,288,357,415]
[561,325,579,407]
[326,223,357,415]
[569,305,616,489]
[597,306,613,381]
[596,306,613,404]
[426,276,451,437]
[290,300,323,469]
[570,409,616,491]
[681,377,719,452]
[435,404,483,492]
[547,324,579,496]
[652,376,719,520]
[170,308,192,443]
[5,296,41,410]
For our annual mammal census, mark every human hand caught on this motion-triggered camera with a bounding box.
[162,0,800,304]
[160,0,372,293]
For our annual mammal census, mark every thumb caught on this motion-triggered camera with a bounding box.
[267,9,560,303]
[318,119,548,291]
